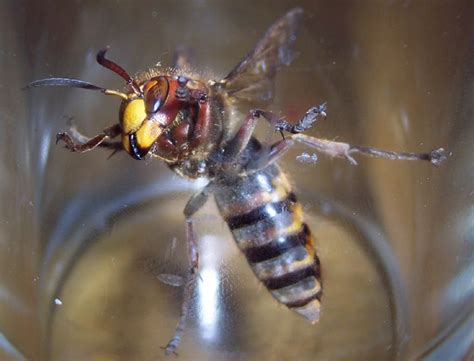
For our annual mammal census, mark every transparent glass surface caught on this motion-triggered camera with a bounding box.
[1,1,473,360]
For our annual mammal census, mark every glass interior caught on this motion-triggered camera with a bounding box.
[1,1,473,360]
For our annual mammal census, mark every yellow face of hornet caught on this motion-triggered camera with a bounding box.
[120,98,163,153]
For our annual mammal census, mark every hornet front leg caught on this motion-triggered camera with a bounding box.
[56,123,122,153]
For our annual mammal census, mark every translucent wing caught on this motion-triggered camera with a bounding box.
[215,8,304,109]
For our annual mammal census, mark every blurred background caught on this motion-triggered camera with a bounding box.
[1,0,473,360]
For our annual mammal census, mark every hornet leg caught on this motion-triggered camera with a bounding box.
[245,105,446,169]
[222,104,327,164]
[248,133,446,170]
[163,183,214,355]
[222,104,325,170]
[290,133,447,166]
[56,123,122,153]
[257,103,327,136]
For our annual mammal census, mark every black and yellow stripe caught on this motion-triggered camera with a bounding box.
[214,163,322,323]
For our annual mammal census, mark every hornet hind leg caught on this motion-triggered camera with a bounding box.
[163,183,214,355]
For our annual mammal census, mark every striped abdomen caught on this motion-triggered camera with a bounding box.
[214,164,322,322]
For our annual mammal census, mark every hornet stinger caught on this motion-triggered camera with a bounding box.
[28,8,446,356]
